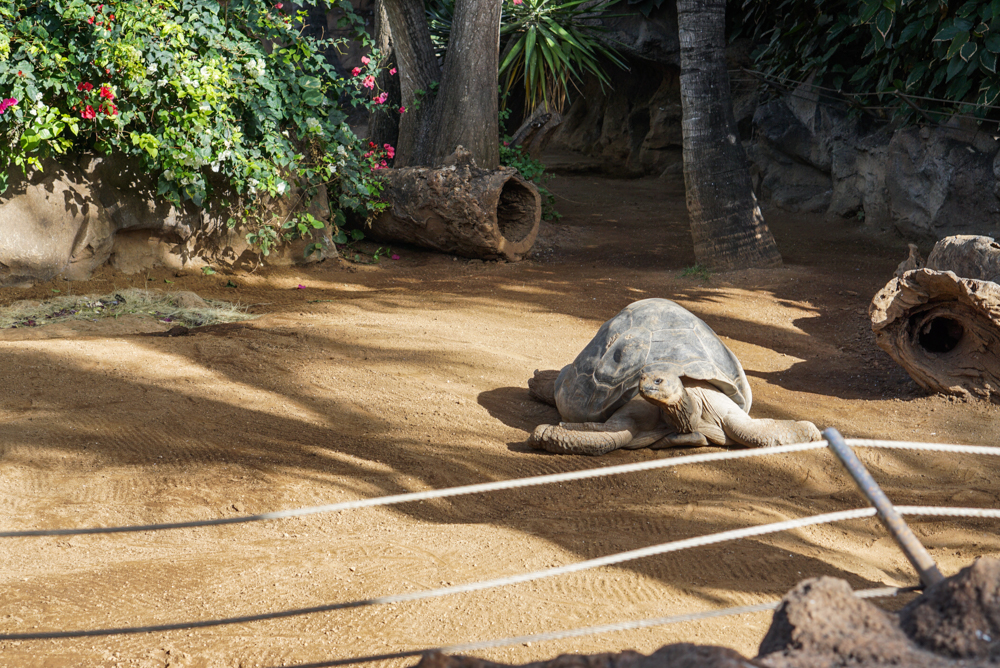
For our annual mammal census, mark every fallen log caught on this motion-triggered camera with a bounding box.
[367,147,541,261]
[870,235,1000,401]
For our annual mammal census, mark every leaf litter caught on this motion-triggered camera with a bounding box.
[0,288,255,329]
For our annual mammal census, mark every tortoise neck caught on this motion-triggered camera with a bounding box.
[650,389,697,433]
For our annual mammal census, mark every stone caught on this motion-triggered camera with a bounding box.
[886,128,1000,242]
[925,235,1000,283]
[899,558,1000,660]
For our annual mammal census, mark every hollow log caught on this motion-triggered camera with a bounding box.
[870,268,1000,401]
[367,147,541,261]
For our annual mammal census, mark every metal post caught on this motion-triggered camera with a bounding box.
[823,427,945,588]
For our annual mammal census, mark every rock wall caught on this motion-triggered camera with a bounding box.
[0,155,334,288]
[750,82,1000,242]
[546,3,1000,246]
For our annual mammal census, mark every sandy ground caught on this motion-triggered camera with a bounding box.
[1,164,999,668]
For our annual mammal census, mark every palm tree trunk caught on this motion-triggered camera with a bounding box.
[677,0,782,270]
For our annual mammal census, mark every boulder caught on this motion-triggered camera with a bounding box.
[886,126,1000,242]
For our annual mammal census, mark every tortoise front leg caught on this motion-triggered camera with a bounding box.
[529,399,662,456]
[701,390,822,448]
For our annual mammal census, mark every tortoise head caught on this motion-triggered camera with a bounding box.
[637,364,686,406]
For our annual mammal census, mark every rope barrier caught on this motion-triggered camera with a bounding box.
[2,506,995,641]
[279,586,914,668]
[3,439,998,539]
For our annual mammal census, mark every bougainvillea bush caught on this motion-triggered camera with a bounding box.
[0,0,386,255]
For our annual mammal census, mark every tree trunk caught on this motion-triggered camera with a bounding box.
[419,0,502,168]
[368,0,401,153]
[381,0,440,167]
[676,0,782,270]
[375,0,539,261]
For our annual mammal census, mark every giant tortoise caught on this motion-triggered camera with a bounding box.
[528,298,821,455]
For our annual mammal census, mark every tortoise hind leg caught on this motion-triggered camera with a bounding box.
[528,369,562,406]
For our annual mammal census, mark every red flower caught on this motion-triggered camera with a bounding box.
[77,82,94,92]
[81,105,96,120]
[88,16,95,23]
[275,2,283,7]
[351,67,361,77]
[99,85,114,100]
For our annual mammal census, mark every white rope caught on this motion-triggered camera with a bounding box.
[848,440,1000,457]
[3,439,998,538]
[4,507,996,641]
[0,441,829,537]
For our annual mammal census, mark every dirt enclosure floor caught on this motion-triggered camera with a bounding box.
[1,161,999,668]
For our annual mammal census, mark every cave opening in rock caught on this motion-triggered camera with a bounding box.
[495,178,538,244]
[918,316,964,354]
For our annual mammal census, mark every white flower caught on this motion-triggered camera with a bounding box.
[147,63,158,75]
[276,181,287,195]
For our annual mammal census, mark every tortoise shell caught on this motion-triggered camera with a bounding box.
[554,298,751,422]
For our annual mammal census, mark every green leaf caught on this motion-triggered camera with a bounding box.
[875,9,893,39]
[946,31,971,59]
[981,48,998,72]
[298,75,321,90]
[859,0,881,23]
[301,89,323,106]
[898,20,923,45]
[947,53,966,80]
[960,41,978,61]
[986,33,1000,52]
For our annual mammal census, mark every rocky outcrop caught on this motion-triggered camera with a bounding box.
[0,155,334,287]
[749,83,1000,242]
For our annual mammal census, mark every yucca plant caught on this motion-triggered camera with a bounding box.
[500,0,627,112]
[425,0,627,113]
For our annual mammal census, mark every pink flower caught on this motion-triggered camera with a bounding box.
[275,2,283,7]
[361,75,375,89]
[389,67,397,75]
[513,0,523,4]
[0,98,17,114]
[374,91,388,104]
[351,67,361,77]
[383,144,395,159]
[361,56,370,65]
[391,254,400,260]
[398,106,406,114]
[81,105,96,120]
